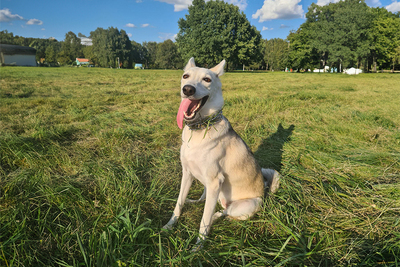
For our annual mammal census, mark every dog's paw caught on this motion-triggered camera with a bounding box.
[211,211,225,222]
[191,238,204,252]
[269,171,280,194]
[262,168,280,194]
[162,224,173,230]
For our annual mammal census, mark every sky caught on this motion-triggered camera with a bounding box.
[1,0,400,44]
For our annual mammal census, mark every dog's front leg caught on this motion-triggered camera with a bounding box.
[193,177,222,250]
[163,169,193,230]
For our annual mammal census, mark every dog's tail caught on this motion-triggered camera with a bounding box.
[261,168,280,194]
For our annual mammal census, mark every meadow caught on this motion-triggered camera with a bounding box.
[0,67,399,266]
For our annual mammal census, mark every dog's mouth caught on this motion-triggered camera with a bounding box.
[184,96,209,120]
[177,96,209,129]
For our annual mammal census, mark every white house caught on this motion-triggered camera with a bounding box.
[344,67,363,75]
[0,44,37,66]
[80,37,93,46]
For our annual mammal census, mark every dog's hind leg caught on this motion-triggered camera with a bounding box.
[262,168,280,194]
[224,197,263,220]
[186,187,206,203]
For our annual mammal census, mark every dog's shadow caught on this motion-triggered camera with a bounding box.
[254,123,295,172]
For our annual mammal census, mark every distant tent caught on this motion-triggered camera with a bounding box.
[344,67,362,75]
[0,44,36,66]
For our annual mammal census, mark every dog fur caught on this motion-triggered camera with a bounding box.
[163,58,280,249]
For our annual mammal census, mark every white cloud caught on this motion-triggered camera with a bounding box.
[280,24,290,28]
[141,23,150,27]
[0,8,24,22]
[127,33,133,38]
[386,1,400,12]
[125,23,136,28]
[316,0,339,6]
[225,0,248,10]
[156,0,248,12]
[26,18,43,25]
[156,0,192,11]
[253,0,304,21]
[262,26,273,31]
[41,28,45,31]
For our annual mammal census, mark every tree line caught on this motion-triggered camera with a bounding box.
[288,0,400,72]
[1,0,399,71]
[1,29,182,69]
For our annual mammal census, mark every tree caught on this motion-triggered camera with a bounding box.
[303,0,373,71]
[59,32,83,65]
[264,38,289,71]
[90,27,132,68]
[287,27,320,70]
[115,29,132,68]
[0,30,15,44]
[155,39,182,69]
[394,46,400,70]
[369,8,400,71]
[83,45,96,65]
[176,0,262,70]
[45,45,57,64]
[143,41,158,68]
[29,38,59,62]
[131,41,147,67]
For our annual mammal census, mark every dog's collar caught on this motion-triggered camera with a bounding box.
[185,109,224,130]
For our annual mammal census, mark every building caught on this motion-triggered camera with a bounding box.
[0,44,37,66]
[80,37,93,46]
[135,63,143,69]
[76,58,90,66]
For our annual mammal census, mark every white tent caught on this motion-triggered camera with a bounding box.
[344,67,362,75]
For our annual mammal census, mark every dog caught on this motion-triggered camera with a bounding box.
[163,57,280,249]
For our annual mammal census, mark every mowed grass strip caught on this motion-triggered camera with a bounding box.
[0,67,399,266]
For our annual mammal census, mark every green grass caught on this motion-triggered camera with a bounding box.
[1,67,399,266]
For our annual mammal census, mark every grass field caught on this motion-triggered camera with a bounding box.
[1,67,399,266]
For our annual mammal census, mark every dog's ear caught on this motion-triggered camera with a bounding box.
[210,59,226,77]
[184,57,196,71]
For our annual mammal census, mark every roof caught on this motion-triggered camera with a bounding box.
[76,58,90,63]
[0,44,36,55]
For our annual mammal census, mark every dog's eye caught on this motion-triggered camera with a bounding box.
[203,77,212,83]
[183,74,189,79]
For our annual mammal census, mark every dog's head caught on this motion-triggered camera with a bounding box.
[177,57,226,129]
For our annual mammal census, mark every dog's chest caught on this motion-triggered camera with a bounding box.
[180,126,228,183]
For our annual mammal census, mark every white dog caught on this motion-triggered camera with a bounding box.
[163,58,280,249]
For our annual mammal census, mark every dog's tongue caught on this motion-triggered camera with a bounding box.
[177,99,191,129]
[177,98,199,129]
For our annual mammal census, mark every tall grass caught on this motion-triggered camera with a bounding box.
[1,67,399,266]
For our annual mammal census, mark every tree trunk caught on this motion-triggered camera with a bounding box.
[373,55,377,73]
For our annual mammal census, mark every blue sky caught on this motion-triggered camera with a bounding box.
[1,0,399,44]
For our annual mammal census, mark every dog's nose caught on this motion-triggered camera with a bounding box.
[182,85,196,96]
